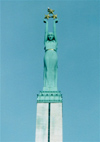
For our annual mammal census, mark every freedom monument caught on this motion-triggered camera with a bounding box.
[35,8,63,142]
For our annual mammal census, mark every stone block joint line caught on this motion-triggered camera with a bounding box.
[48,103,50,142]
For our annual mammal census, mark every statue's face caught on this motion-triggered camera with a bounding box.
[48,33,54,41]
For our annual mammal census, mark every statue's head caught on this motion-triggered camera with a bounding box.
[47,32,55,41]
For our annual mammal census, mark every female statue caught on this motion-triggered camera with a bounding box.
[43,19,58,91]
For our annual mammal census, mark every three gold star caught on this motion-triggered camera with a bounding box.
[44,8,57,20]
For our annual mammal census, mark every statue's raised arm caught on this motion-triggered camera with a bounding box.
[44,19,48,44]
[53,19,58,42]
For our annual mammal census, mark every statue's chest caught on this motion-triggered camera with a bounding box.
[45,41,57,49]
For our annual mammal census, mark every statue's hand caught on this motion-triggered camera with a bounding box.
[43,19,47,23]
[55,18,58,23]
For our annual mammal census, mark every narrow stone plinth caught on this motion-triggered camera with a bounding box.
[35,91,63,142]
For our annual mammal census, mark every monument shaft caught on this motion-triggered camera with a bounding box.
[35,92,63,142]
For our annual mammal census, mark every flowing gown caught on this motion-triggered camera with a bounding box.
[43,40,58,91]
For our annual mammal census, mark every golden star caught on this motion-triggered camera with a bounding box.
[44,14,51,19]
[52,14,57,19]
[48,8,55,14]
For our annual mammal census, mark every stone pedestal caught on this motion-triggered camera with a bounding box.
[35,91,63,142]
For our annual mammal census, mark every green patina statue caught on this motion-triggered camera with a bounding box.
[43,8,58,91]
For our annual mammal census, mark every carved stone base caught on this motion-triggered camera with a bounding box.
[37,91,62,103]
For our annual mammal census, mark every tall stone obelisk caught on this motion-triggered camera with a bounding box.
[35,8,63,142]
